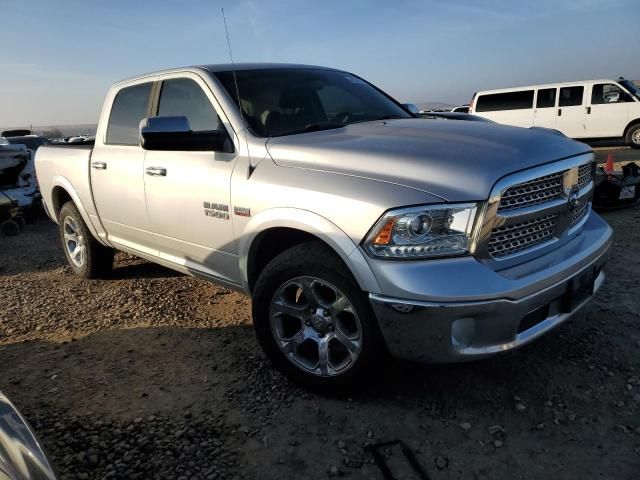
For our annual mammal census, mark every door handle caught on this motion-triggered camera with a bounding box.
[91,161,107,170]
[586,106,591,114]
[145,167,167,177]
[558,108,562,117]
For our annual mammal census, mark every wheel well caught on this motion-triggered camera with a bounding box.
[247,228,338,294]
[51,186,73,220]
[624,118,640,136]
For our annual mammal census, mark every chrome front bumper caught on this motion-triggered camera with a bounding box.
[368,212,612,363]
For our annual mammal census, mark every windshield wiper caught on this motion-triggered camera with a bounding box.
[348,115,407,126]
[374,115,406,120]
[283,122,345,136]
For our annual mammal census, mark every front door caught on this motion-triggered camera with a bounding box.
[586,83,632,138]
[91,81,156,255]
[143,75,239,285]
[555,85,586,138]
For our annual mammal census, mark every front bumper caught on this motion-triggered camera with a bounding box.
[368,212,612,363]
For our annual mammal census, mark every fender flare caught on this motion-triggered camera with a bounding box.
[624,117,640,135]
[51,175,109,246]
[237,207,381,295]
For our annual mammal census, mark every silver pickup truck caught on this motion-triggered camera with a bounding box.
[36,63,612,390]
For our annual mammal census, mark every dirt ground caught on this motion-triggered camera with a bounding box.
[0,208,639,480]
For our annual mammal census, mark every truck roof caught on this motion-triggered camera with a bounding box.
[115,63,339,86]
[202,63,337,72]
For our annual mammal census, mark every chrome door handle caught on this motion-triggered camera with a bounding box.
[91,161,107,170]
[145,167,167,177]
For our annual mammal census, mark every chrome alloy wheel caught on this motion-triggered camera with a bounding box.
[633,129,640,145]
[63,216,86,268]
[270,276,363,377]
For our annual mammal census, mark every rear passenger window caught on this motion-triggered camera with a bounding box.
[158,78,222,132]
[475,90,534,112]
[106,83,153,145]
[559,86,584,107]
[536,88,556,108]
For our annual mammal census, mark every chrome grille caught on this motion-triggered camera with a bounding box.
[577,163,592,190]
[497,172,563,212]
[570,197,589,227]
[488,215,558,258]
[485,160,594,261]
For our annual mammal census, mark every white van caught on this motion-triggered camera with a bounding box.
[469,78,640,148]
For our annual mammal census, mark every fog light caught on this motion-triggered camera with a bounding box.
[452,318,475,349]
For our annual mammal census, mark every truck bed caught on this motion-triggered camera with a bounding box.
[35,144,95,224]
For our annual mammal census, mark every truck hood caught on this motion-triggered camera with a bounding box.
[265,119,591,202]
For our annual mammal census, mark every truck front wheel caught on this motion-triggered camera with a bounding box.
[252,241,385,392]
[58,202,114,278]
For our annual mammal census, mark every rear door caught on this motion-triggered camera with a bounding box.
[585,82,632,137]
[91,81,156,254]
[555,85,586,138]
[533,87,558,129]
[143,75,240,284]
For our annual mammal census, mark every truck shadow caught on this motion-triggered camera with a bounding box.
[0,310,625,478]
[108,259,183,280]
[0,313,605,418]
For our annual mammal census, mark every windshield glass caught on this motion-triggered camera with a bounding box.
[619,80,640,100]
[214,68,411,137]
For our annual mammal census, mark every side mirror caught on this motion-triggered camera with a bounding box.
[139,116,234,153]
[403,103,420,115]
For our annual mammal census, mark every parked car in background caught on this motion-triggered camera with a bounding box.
[0,391,57,479]
[469,77,640,148]
[6,135,52,151]
[451,104,469,113]
[36,63,611,390]
[1,129,31,137]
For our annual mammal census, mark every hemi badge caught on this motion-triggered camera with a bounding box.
[234,206,251,217]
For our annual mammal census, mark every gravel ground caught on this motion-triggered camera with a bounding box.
[0,210,639,480]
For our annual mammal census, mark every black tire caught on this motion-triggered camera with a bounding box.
[58,202,114,278]
[252,240,386,393]
[626,123,640,149]
[0,219,19,237]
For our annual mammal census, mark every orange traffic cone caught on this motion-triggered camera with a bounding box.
[604,153,615,174]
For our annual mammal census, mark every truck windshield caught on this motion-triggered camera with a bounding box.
[619,80,640,100]
[214,68,411,137]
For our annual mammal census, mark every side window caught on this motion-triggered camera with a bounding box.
[536,88,556,108]
[475,90,534,112]
[559,86,584,107]
[591,83,632,104]
[158,78,222,132]
[106,83,153,145]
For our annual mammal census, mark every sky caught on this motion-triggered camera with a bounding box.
[1,0,638,127]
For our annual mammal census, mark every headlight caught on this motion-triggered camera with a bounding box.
[363,203,478,259]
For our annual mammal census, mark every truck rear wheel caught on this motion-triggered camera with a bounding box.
[59,202,114,278]
[252,241,385,392]
[626,123,640,149]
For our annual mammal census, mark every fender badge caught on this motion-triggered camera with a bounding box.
[234,206,251,217]
[203,202,229,220]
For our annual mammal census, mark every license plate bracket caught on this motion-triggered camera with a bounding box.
[560,267,596,313]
